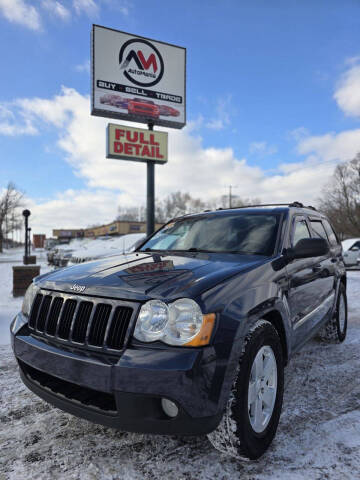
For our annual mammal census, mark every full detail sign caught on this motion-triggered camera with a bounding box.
[91,25,186,129]
[106,124,168,164]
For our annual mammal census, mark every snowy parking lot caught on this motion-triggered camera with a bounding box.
[0,250,359,479]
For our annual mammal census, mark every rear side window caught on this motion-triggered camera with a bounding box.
[310,220,328,240]
[292,219,311,247]
[350,241,360,251]
[322,219,339,246]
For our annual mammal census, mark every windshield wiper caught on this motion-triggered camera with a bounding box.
[184,248,218,253]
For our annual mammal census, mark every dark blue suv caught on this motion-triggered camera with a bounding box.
[10,203,347,459]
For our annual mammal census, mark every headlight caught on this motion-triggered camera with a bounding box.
[21,283,38,317]
[134,298,216,346]
[134,300,169,341]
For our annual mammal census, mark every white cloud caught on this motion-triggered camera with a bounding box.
[75,60,90,73]
[334,62,360,118]
[0,0,42,31]
[41,0,70,21]
[206,95,232,130]
[73,0,99,16]
[288,126,310,142]
[249,141,277,156]
[297,129,360,163]
[2,86,353,235]
[101,0,130,16]
[0,104,38,135]
[26,189,129,237]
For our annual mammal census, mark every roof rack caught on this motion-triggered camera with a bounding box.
[214,202,317,211]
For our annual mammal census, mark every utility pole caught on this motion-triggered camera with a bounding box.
[228,185,238,208]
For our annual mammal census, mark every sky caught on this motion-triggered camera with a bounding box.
[1,0,360,237]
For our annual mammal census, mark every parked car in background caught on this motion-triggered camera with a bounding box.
[69,233,146,264]
[46,248,58,265]
[341,238,360,267]
[158,105,180,117]
[128,99,160,119]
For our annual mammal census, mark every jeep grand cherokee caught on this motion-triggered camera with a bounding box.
[10,203,347,459]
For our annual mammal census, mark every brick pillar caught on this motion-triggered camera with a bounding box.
[13,265,41,297]
[23,255,37,265]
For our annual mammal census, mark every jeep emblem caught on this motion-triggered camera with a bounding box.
[70,284,86,293]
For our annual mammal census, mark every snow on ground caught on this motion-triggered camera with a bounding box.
[0,255,359,479]
[0,249,51,345]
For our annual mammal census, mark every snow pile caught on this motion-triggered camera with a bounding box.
[69,234,146,263]
[0,256,359,478]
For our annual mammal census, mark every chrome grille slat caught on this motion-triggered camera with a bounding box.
[58,299,77,339]
[68,301,82,341]
[28,290,135,353]
[29,294,43,329]
[85,303,97,346]
[88,304,111,346]
[71,301,93,343]
[106,306,133,350]
[45,297,64,335]
[36,295,52,331]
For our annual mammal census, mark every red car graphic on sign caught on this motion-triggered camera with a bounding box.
[128,99,160,119]
[158,105,180,117]
[100,94,128,109]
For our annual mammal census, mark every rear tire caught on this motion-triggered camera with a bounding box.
[317,283,347,343]
[207,320,284,460]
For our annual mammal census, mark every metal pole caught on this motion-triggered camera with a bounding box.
[229,185,232,208]
[146,122,155,237]
[28,228,31,255]
[24,216,28,259]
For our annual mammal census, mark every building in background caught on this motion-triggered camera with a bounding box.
[53,221,163,241]
[33,234,46,249]
[52,229,84,243]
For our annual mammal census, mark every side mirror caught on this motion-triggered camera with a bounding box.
[350,246,360,252]
[287,238,329,261]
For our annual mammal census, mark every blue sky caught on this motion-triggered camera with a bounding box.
[1,0,360,234]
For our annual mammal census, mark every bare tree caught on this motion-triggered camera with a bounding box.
[318,154,360,238]
[0,183,23,252]
[116,192,262,228]
[116,206,146,222]
[155,192,206,223]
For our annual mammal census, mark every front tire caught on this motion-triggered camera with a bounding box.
[207,320,284,460]
[318,283,347,343]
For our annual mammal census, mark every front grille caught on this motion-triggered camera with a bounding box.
[58,299,77,339]
[20,360,116,412]
[28,291,134,352]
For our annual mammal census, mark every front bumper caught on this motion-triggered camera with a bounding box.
[11,313,224,435]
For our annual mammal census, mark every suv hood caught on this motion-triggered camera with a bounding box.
[37,251,265,301]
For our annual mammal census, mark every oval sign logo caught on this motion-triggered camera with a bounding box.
[119,39,164,87]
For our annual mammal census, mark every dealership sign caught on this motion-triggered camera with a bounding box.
[106,124,168,164]
[91,25,186,129]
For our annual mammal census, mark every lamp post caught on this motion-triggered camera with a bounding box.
[28,227,32,256]
[22,209,31,263]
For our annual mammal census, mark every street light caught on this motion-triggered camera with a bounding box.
[22,209,31,262]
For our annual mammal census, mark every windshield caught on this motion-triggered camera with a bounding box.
[140,213,280,256]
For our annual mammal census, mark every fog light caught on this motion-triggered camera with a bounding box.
[161,398,179,418]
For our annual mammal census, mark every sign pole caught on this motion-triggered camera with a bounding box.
[147,122,155,237]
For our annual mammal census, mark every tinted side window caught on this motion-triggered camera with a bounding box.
[349,241,360,251]
[292,219,311,247]
[322,220,339,246]
[310,220,328,240]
